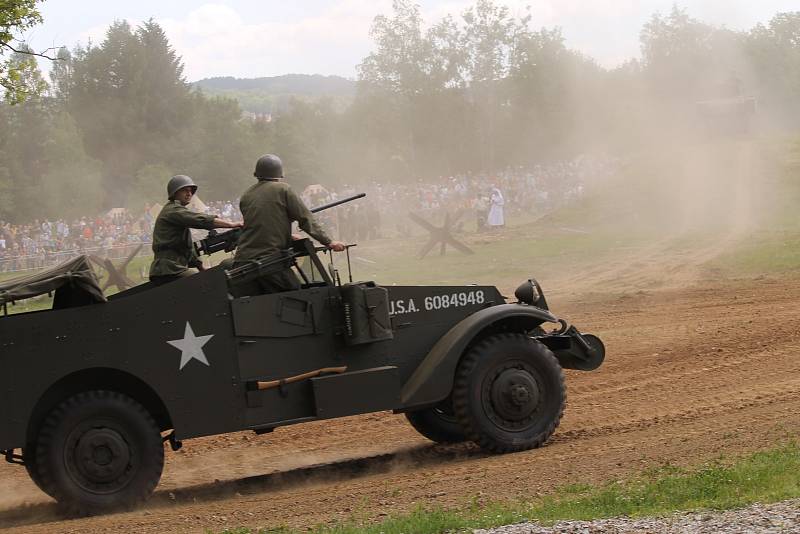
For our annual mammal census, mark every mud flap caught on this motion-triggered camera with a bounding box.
[544,327,605,371]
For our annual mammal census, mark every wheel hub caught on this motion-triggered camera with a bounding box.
[75,428,131,484]
[510,384,530,405]
[490,368,541,423]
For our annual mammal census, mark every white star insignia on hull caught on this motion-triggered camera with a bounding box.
[167,322,214,370]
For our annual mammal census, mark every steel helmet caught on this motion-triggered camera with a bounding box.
[254,154,283,179]
[167,175,197,199]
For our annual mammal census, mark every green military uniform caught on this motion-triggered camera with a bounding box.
[149,200,216,284]
[232,179,332,295]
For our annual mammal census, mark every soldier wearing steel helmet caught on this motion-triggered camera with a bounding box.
[231,154,345,295]
[149,175,242,286]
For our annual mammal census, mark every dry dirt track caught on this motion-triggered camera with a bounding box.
[1,274,800,533]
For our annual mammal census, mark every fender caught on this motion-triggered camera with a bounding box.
[400,304,558,407]
[1,367,172,451]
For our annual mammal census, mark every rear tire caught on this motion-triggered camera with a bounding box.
[23,438,55,498]
[405,397,466,444]
[453,333,566,453]
[35,390,164,515]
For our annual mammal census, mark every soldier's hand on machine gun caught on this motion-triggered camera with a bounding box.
[328,241,346,252]
[291,233,304,241]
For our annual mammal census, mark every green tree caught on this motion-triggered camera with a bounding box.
[268,98,339,187]
[66,20,145,185]
[745,12,800,127]
[129,163,173,208]
[0,165,12,217]
[638,5,757,138]
[172,93,260,200]
[640,6,750,101]
[357,0,430,175]
[460,0,532,168]
[0,101,103,220]
[640,5,715,99]
[357,1,484,178]
[0,0,46,104]
[60,19,269,205]
[2,43,47,104]
[509,27,611,160]
[36,112,104,218]
[135,20,192,138]
[48,46,72,103]
[358,0,429,97]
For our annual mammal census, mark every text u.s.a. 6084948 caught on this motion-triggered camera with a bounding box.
[390,290,486,315]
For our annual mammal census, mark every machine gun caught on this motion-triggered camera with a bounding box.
[195,228,242,256]
[194,192,366,256]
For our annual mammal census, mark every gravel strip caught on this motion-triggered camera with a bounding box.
[473,498,800,533]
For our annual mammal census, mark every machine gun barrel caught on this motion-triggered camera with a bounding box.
[194,192,365,256]
[310,192,366,213]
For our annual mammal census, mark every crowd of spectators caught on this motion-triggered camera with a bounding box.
[0,154,621,273]
[306,154,621,242]
[0,210,157,272]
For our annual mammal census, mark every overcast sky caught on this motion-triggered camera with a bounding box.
[22,1,799,82]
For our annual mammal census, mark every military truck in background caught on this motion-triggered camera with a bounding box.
[0,203,605,515]
[695,72,757,137]
[696,95,756,136]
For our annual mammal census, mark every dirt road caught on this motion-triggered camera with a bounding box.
[1,271,799,533]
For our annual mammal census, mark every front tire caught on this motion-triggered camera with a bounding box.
[453,333,566,453]
[405,397,466,444]
[35,390,164,515]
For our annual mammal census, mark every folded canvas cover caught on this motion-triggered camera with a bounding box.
[0,255,106,309]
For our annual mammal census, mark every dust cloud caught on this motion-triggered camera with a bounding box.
[0,478,47,509]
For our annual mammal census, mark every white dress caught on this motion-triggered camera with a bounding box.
[487,188,505,227]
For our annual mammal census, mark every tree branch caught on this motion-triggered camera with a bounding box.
[1,41,61,60]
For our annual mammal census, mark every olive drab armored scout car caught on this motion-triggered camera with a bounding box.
[0,194,605,515]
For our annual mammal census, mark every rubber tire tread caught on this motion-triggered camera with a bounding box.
[452,333,566,453]
[405,401,466,444]
[35,390,164,515]
[23,439,55,498]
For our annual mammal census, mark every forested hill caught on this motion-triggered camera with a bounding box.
[193,74,355,95]
[192,74,355,113]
